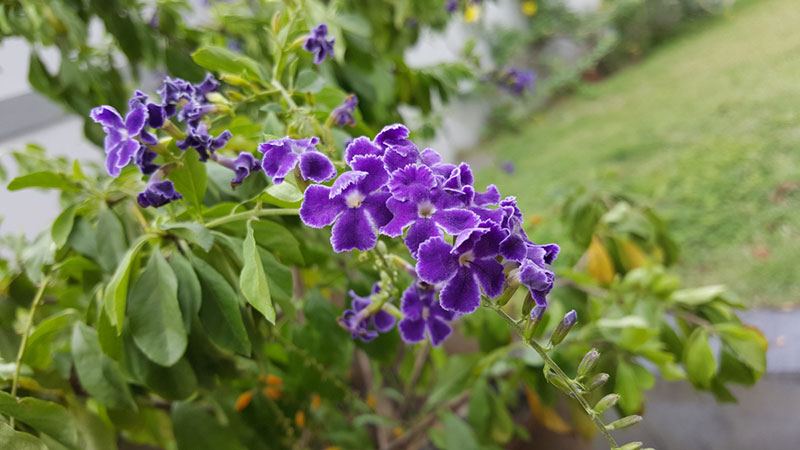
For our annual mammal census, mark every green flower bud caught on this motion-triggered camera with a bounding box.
[594,393,620,413]
[606,415,643,430]
[588,373,610,391]
[615,442,643,450]
[549,310,577,346]
[577,348,600,378]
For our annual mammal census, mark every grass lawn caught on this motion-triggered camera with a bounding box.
[472,0,800,306]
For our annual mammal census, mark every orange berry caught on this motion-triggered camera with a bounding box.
[393,427,404,438]
[295,411,306,428]
[366,394,376,409]
[266,374,283,386]
[263,386,282,399]
[311,394,322,409]
[235,391,253,411]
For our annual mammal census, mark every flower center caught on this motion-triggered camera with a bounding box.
[418,201,435,218]
[458,251,474,267]
[345,191,365,208]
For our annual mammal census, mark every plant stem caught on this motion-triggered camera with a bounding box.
[10,274,51,428]
[205,208,300,228]
[271,79,298,109]
[483,300,619,449]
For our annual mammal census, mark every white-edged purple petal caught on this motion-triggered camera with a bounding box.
[331,208,377,252]
[399,317,426,343]
[300,184,346,228]
[404,218,441,258]
[90,106,124,130]
[500,234,528,262]
[330,171,367,198]
[373,310,396,332]
[439,267,480,314]
[374,124,410,149]
[260,141,300,184]
[470,257,505,298]
[416,237,459,284]
[431,209,480,235]
[388,164,436,201]
[124,104,147,136]
[344,136,383,164]
[299,151,336,183]
[362,192,393,230]
[427,317,452,346]
[350,155,389,194]
[400,286,424,318]
[382,198,418,237]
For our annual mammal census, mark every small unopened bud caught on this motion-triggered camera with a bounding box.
[549,310,577,346]
[594,393,620,413]
[616,442,643,450]
[606,415,642,430]
[544,370,573,395]
[577,348,600,378]
[521,291,534,317]
[524,304,547,341]
[375,240,388,255]
[530,304,546,323]
[588,373,609,391]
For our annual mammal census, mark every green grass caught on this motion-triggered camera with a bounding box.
[473,0,800,306]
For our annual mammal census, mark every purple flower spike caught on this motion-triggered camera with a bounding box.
[304,23,335,64]
[398,283,456,346]
[90,103,148,177]
[415,222,507,314]
[300,155,391,252]
[177,124,232,162]
[340,286,395,342]
[259,136,336,184]
[137,179,182,208]
[332,94,358,127]
[217,152,262,188]
[519,259,555,306]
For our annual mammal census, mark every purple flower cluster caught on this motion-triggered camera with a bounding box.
[304,24,335,64]
[495,68,536,94]
[91,73,262,207]
[339,285,396,342]
[332,94,358,127]
[298,123,559,346]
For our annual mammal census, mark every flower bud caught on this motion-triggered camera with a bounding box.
[605,415,642,430]
[587,373,609,391]
[530,304,546,323]
[616,442,643,450]
[549,309,577,346]
[544,370,573,395]
[594,393,620,413]
[577,348,600,378]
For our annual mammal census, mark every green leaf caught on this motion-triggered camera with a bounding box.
[261,182,303,208]
[0,422,47,450]
[440,412,480,450]
[669,285,727,306]
[250,220,303,265]
[256,247,293,303]
[102,235,149,332]
[683,328,716,389]
[51,204,78,249]
[71,323,136,410]
[168,149,208,212]
[489,391,514,444]
[295,69,325,93]
[191,256,251,355]
[95,209,127,272]
[168,252,203,331]
[162,222,214,252]
[123,334,197,401]
[715,323,767,377]
[128,250,187,366]
[0,391,80,449]
[240,222,275,323]
[7,171,78,192]
[171,402,247,450]
[192,46,263,80]
[23,309,80,369]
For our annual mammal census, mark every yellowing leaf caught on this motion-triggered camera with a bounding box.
[525,387,570,433]
[620,238,648,270]
[587,236,615,283]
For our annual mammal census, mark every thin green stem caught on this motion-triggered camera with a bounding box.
[10,274,51,428]
[205,208,300,228]
[271,79,298,109]
[483,300,619,449]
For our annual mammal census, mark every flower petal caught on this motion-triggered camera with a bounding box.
[300,184,346,228]
[388,164,436,201]
[362,192,393,229]
[499,234,527,262]
[125,104,147,135]
[381,198,417,237]
[416,237,459,284]
[299,151,337,183]
[404,218,441,258]
[260,141,300,184]
[470,257,505,298]
[439,267,480,314]
[373,310,396,332]
[344,136,383,164]
[398,317,426,343]
[374,123,410,149]
[90,106,124,129]
[427,317,453,346]
[400,286,424,318]
[350,155,389,194]
[432,209,480,235]
[331,208,377,252]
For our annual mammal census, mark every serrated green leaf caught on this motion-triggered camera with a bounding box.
[71,323,136,410]
[241,221,275,323]
[128,250,187,366]
[191,256,251,355]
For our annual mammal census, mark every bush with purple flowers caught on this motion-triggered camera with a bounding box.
[1,2,765,450]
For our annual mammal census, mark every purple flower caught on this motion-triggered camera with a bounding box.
[382,164,479,256]
[300,155,392,252]
[177,124,232,162]
[90,103,148,177]
[259,136,336,184]
[499,68,536,94]
[501,160,515,174]
[217,152,262,188]
[374,124,422,173]
[129,91,165,131]
[519,259,554,306]
[137,178,182,208]
[398,282,456,346]
[304,23,335,64]
[445,0,459,13]
[332,94,358,127]
[158,76,195,117]
[134,144,159,175]
[344,136,384,165]
[195,73,220,97]
[339,286,396,342]
[415,222,506,314]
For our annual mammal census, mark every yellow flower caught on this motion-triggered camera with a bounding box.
[465,4,480,23]
[522,1,538,16]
